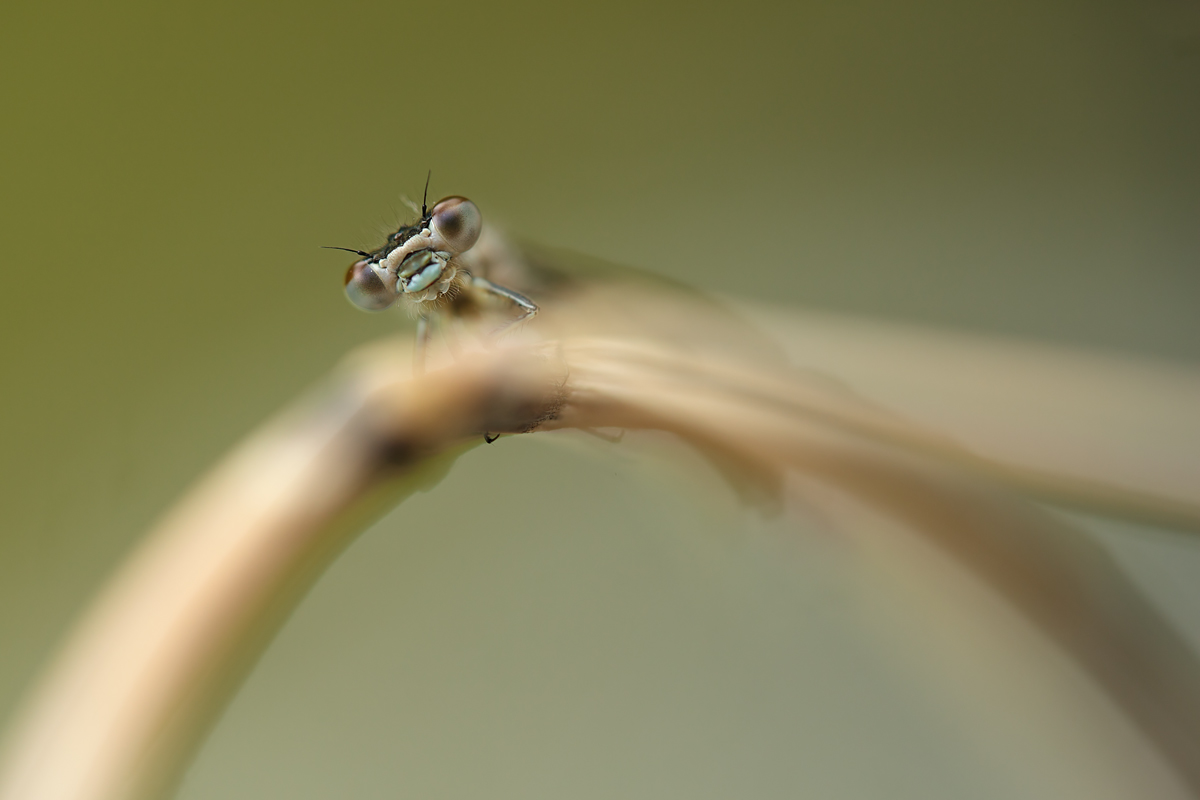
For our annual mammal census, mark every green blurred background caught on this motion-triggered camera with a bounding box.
[1,0,1198,797]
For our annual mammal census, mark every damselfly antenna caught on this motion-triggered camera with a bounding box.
[421,170,431,217]
[322,246,372,258]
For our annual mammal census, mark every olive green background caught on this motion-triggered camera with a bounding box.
[1,0,1198,797]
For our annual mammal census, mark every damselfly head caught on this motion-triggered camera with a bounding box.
[338,194,483,311]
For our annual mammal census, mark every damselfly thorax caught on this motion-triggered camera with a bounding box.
[339,195,538,374]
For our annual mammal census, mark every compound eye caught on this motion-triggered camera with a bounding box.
[430,196,482,253]
[343,260,396,311]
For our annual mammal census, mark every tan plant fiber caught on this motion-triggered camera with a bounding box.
[1,274,1198,800]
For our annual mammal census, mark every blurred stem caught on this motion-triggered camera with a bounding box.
[1,323,1199,799]
[0,342,563,800]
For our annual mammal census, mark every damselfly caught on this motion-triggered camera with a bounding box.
[337,189,538,374]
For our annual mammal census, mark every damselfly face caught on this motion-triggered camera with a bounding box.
[343,196,483,311]
[337,191,539,380]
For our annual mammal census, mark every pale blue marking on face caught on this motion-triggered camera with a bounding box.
[404,262,444,293]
